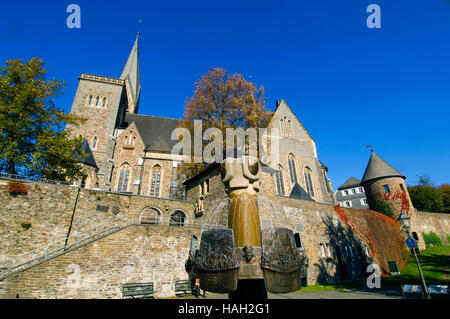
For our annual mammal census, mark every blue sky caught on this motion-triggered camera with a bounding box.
[1,0,449,188]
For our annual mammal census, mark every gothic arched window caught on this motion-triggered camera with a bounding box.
[102,97,106,107]
[283,117,288,136]
[170,210,186,226]
[304,166,315,197]
[88,95,93,105]
[150,165,162,197]
[92,136,98,149]
[288,154,298,185]
[140,207,161,225]
[280,119,284,135]
[275,165,286,196]
[117,164,131,192]
[95,96,99,106]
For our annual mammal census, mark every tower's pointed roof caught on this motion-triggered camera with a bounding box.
[120,33,141,113]
[361,151,405,184]
[74,140,98,168]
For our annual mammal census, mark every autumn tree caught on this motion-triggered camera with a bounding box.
[0,58,86,180]
[178,68,271,178]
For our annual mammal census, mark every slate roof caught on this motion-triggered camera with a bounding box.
[75,140,98,168]
[120,33,141,112]
[123,113,181,153]
[361,152,405,184]
[289,183,313,201]
[337,177,361,190]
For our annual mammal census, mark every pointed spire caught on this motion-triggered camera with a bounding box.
[121,33,141,113]
[361,151,405,184]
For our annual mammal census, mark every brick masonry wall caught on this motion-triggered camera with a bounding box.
[1,177,448,298]
[0,179,194,263]
[0,225,202,298]
[414,212,450,244]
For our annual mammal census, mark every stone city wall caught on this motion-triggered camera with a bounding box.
[1,177,448,298]
[0,225,201,298]
[0,178,194,263]
[414,211,450,244]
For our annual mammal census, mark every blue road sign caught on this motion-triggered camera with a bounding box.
[406,237,417,248]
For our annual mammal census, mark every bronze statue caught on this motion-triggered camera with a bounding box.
[186,155,307,299]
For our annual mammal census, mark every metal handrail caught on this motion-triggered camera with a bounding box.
[0,213,222,280]
[0,172,71,186]
[0,214,134,278]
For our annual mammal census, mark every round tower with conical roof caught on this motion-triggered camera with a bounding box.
[360,151,414,218]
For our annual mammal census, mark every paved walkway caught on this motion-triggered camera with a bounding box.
[202,287,403,299]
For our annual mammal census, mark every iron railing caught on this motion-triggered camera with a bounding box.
[0,172,71,186]
[0,214,222,281]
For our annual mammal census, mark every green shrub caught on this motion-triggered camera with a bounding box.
[374,201,394,218]
[446,234,450,244]
[422,231,443,248]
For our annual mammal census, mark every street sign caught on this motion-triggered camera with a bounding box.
[406,237,417,248]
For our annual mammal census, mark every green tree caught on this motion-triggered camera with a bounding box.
[408,185,444,213]
[437,184,450,214]
[0,58,86,180]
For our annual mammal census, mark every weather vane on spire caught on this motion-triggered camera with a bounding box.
[366,145,374,152]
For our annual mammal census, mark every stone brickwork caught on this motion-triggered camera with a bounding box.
[414,212,450,245]
[0,180,76,262]
[0,179,194,264]
[362,177,414,217]
[1,177,449,298]
[67,74,129,188]
[0,225,201,299]
[265,100,335,204]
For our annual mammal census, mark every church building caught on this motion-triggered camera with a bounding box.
[67,35,336,205]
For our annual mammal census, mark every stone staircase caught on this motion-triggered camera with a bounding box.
[0,214,222,281]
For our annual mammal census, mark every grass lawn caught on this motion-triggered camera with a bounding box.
[297,282,359,292]
[296,245,449,293]
[381,245,450,287]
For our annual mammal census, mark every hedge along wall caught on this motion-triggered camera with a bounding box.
[334,206,408,274]
[414,211,450,245]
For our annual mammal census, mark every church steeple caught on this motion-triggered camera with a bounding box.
[121,33,141,113]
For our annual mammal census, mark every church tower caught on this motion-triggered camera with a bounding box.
[67,34,141,190]
[360,151,414,218]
